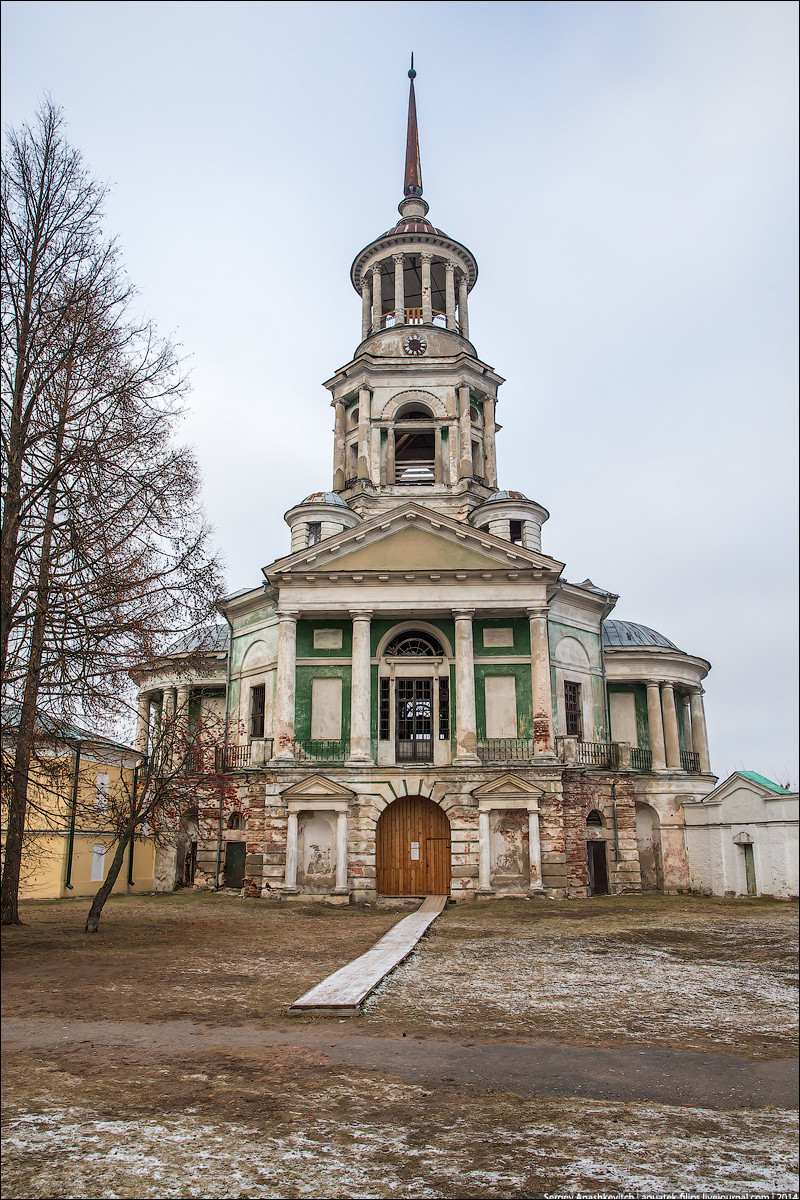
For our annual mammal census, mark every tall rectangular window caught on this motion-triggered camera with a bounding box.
[91,843,106,882]
[250,683,266,738]
[564,680,582,737]
[438,676,450,740]
[379,677,391,740]
[306,522,321,546]
[95,772,109,811]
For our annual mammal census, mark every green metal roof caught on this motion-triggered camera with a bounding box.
[738,770,793,794]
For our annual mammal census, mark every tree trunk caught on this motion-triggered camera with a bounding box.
[84,826,133,933]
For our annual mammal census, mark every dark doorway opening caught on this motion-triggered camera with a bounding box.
[225,841,246,889]
[587,841,609,895]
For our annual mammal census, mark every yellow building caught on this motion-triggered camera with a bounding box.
[2,717,156,899]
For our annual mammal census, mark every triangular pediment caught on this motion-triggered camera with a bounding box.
[268,503,563,576]
[472,773,544,799]
[280,774,355,801]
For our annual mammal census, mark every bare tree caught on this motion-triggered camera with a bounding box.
[84,703,242,934]
[1,101,223,924]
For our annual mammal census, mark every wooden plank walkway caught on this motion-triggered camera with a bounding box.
[289,895,447,1016]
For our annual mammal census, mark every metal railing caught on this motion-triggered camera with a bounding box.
[215,743,252,771]
[630,746,653,772]
[293,739,350,762]
[477,738,536,762]
[681,750,701,774]
[577,741,619,768]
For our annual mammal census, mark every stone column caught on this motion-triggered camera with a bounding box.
[284,812,299,893]
[135,694,151,755]
[273,611,298,761]
[689,689,711,773]
[334,810,349,893]
[393,253,405,326]
[482,396,498,488]
[445,262,456,330]
[528,608,555,757]
[348,609,373,763]
[371,266,382,332]
[434,426,443,484]
[458,385,473,479]
[333,400,346,491]
[385,427,395,485]
[478,809,493,892]
[361,279,371,341]
[646,682,667,771]
[453,609,480,765]
[528,806,543,892]
[681,694,694,752]
[421,252,433,324]
[357,387,371,480]
[458,273,469,339]
[661,683,681,770]
[175,683,191,747]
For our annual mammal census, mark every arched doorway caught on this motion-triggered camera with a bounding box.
[635,802,663,892]
[376,796,451,895]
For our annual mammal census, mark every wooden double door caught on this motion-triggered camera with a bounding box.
[376,796,450,896]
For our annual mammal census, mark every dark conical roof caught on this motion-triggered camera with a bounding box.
[603,620,680,650]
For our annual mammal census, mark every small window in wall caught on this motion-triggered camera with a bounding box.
[472,439,481,477]
[565,680,582,737]
[349,443,358,479]
[509,520,523,545]
[438,676,450,739]
[91,843,106,882]
[586,809,604,827]
[95,772,109,811]
[250,683,266,738]
[227,812,243,830]
[307,522,321,546]
[379,677,391,740]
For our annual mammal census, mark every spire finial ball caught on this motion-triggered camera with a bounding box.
[409,52,416,80]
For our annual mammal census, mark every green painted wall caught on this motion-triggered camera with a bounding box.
[473,617,530,656]
[294,665,352,742]
[547,619,602,667]
[296,619,352,657]
[475,663,533,740]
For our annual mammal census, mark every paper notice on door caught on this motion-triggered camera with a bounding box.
[410,841,420,860]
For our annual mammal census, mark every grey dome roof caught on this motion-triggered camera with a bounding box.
[301,492,349,507]
[485,489,529,502]
[165,623,229,655]
[603,620,680,650]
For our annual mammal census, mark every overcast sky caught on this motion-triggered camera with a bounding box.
[2,0,797,785]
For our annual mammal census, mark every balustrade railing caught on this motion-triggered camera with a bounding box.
[373,309,460,333]
[477,738,536,762]
[293,739,350,762]
[214,743,253,771]
[577,741,619,768]
[630,746,653,772]
[681,750,701,774]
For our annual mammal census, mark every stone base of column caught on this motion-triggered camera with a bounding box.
[332,886,351,896]
[475,887,496,897]
[527,885,546,897]
[346,754,374,767]
[453,754,481,767]
[270,752,296,764]
[281,886,301,896]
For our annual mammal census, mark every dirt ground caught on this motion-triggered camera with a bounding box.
[2,892,798,1198]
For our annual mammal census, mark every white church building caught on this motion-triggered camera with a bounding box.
[132,67,724,902]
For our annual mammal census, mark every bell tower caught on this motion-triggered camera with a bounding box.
[324,59,505,523]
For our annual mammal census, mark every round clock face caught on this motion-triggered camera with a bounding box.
[403,333,427,356]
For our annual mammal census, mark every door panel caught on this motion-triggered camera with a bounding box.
[376,796,450,895]
[225,841,246,889]
[396,679,433,762]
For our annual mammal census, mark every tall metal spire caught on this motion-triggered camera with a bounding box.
[403,54,423,198]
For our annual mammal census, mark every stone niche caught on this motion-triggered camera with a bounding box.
[296,812,336,893]
[490,809,530,893]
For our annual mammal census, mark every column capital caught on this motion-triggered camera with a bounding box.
[452,608,475,621]
[420,250,433,262]
[526,606,549,620]
[371,264,382,276]
[349,608,373,621]
[392,251,404,264]
[277,608,299,622]
[361,278,371,292]
[445,260,455,275]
